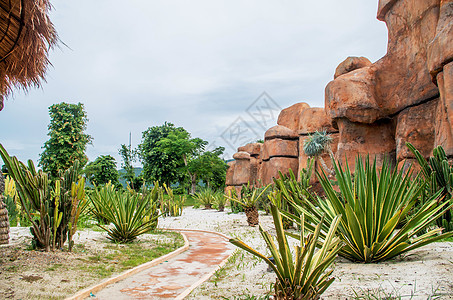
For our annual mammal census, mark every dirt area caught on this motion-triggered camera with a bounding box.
[0,228,183,300]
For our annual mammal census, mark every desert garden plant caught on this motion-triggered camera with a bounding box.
[194,187,217,209]
[159,183,185,217]
[407,143,453,232]
[213,190,227,212]
[89,184,159,243]
[226,184,271,226]
[230,204,343,299]
[303,130,335,176]
[281,156,453,263]
[0,144,86,251]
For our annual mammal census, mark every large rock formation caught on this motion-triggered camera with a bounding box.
[225,0,453,190]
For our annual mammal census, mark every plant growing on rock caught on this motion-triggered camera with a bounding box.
[230,204,343,299]
[303,130,335,176]
[407,143,453,232]
[226,184,270,226]
[282,156,453,263]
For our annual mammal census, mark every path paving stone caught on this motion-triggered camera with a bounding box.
[90,230,235,299]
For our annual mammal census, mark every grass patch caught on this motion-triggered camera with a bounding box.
[76,230,184,278]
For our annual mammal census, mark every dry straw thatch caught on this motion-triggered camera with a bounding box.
[0,0,58,110]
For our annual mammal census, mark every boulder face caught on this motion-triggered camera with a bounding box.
[225,0,453,192]
[277,102,310,131]
[298,107,337,134]
[334,56,372,79]
[396,100,437,161]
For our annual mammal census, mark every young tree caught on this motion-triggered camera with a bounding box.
[188,146,228,192]
[303,131,335,176]
[84,155,120,187]
[39,102,92,178]
[118,144,137,189]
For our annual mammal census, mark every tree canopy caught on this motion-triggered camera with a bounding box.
[84,155,120,187]
[138,122,227,192]
[39,102,92,179]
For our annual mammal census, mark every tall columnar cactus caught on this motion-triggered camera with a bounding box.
[0,171,10,245]
[0,143,84,251]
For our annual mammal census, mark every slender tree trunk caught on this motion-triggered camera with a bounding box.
[318,156,335,177]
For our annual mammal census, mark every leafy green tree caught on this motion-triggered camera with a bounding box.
[139,122,205,186]
[118,144,137,189]
[84,155,120,187]
[39,102,92,178]
[189,146,228,192]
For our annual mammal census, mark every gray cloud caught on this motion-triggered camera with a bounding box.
[0,0,387,166]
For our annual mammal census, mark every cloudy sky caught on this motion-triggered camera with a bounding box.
[0,0,388,168]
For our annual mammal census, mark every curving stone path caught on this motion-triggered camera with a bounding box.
[87,230,235,299]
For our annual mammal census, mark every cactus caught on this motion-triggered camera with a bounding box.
[0,143,84,251]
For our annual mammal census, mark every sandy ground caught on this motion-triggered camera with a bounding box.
[3,207,453,299]
[158,208,453,299]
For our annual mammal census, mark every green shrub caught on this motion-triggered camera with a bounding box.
[282,156,453,263]
[194,187,216,209]
[89,185,159,243]
[407,143,453,231]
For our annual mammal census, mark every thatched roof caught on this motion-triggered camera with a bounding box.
[0,0,58,110]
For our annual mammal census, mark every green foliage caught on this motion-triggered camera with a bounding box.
[194,187,217,209]
[189,147,228,191]
[138,122,226,193]
[84,155,120,187]
[159,183,185,217]
[139,122,198,185]
[230,205,343,299]
[213,191,228,211]
[89,183,159,243]
[118,144,138,189]
[0,144,86,251]
[407,143,453,231]
[39,102,92,179]
[303,131,333,157]
[226,184,271,209]
[282,156,453,263]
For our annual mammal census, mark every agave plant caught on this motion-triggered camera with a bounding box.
[213,191,227,211]
[280,156,453,263]
[407,143,453,231]
[230,204,343,299]
[89,186,159,243]
[226,184,270,226]
[194,187,216,209]
[160,183,185,217]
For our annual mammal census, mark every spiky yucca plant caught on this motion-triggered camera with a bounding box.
[89,184,159,243]
[407,143,453,232]
[230,204,343,299]
[281,156,453,263]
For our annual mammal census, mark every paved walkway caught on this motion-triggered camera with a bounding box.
[90,230,235,299]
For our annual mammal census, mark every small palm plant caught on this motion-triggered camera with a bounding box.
[226,184,270,226]
[303,130,335,176]
[281,156,453,263]
[230,204,343,299]
[407,143,453,232]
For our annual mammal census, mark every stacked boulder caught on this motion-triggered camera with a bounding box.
[225,0,453,190]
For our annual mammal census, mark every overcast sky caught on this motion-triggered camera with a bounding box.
[0,0,388,168]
